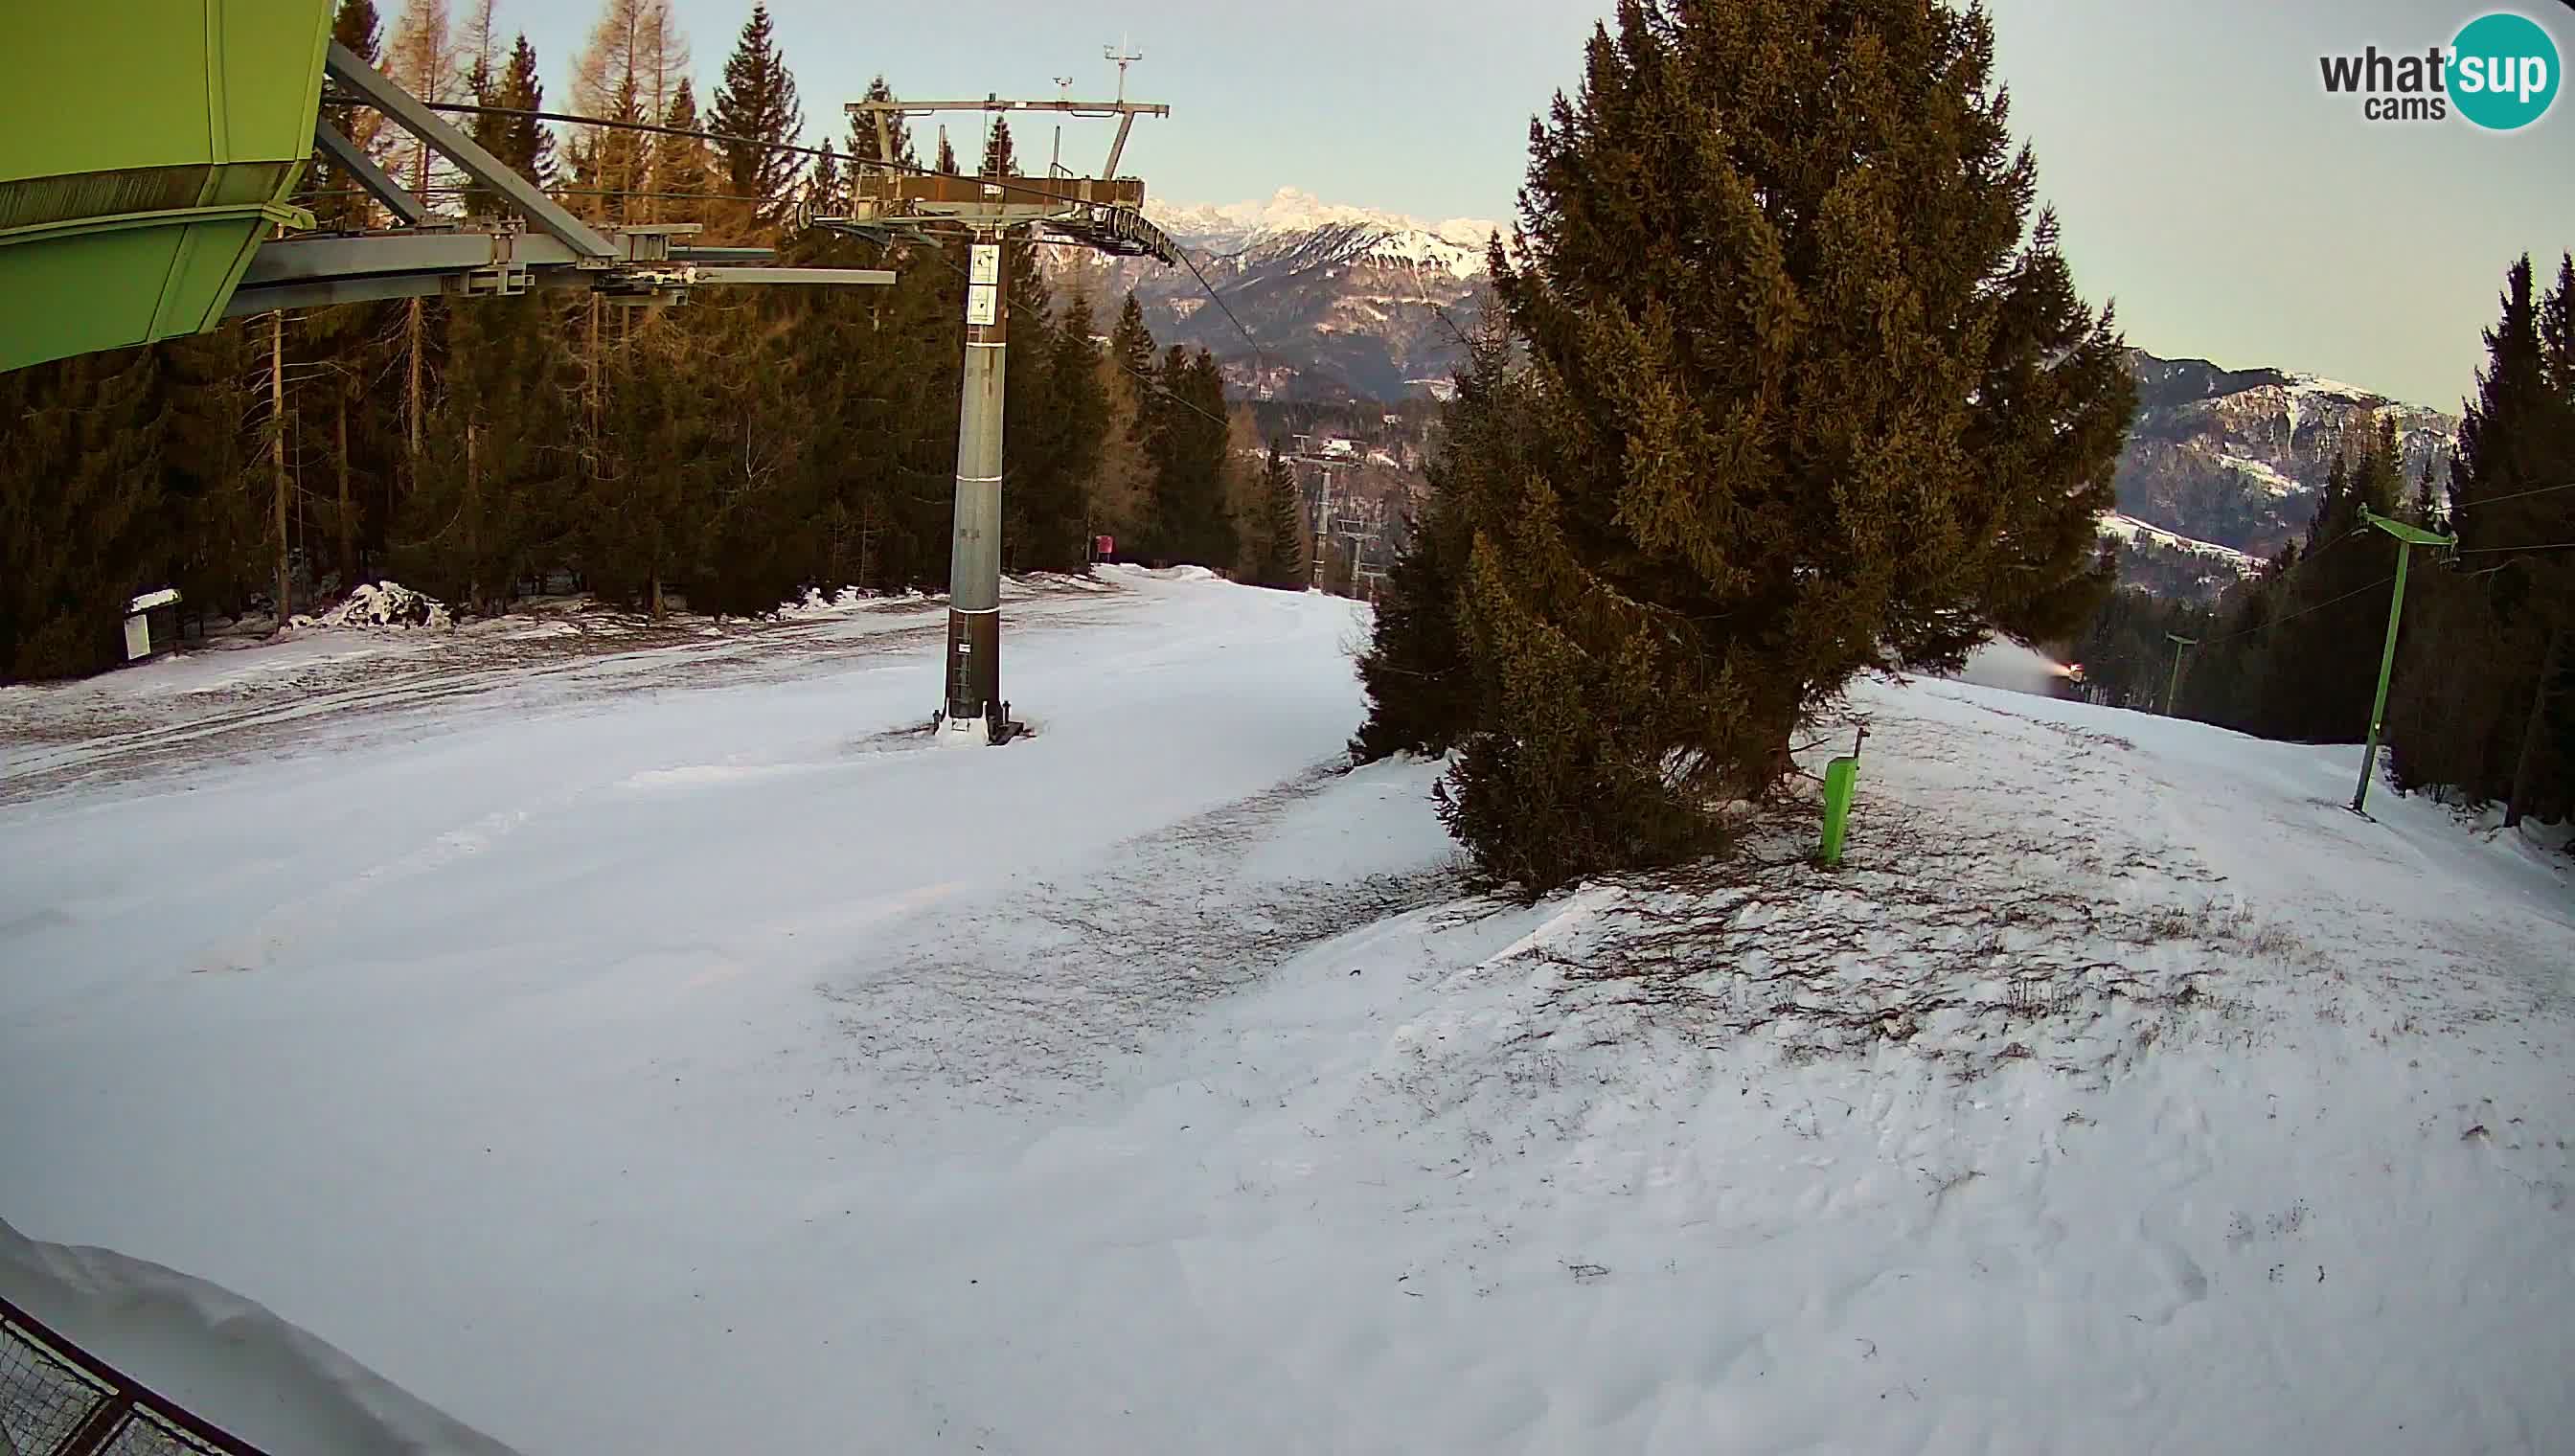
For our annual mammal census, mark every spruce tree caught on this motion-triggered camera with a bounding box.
[650,79,718,226]
[499,36,555,188]
[847,77,917,173]
[934,131,959,176]
[2255,429,2401,740]
[1110,292,1156,429]
[1358,0,2133,891]
[156,325,269,617]
[305,0,388,231]
[1250,443,1308,589]
[807,139,842,217]
[2391,254,2575,823]
[1045,292,1112,569]
[1351,331,1510,761]
[1144,346,1237,568]
[395,293,575,614]
[0,349,171,679]
[709,3,805,235]
[2407,457,2443,529]
[980,119,1019,178]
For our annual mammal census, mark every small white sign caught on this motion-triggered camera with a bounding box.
[968,243,1001,285]
[966,284,999,326]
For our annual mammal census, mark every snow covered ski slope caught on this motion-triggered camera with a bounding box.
[2,568,2570,1454]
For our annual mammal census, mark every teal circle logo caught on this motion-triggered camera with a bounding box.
[2449,11,2561,129]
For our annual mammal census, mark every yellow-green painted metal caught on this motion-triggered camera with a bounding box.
[0,0,332,373]
[1818,756,1860,867]
[2350,509,2457,816]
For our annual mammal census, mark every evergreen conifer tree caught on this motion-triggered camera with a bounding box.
[1144,347,1236,567]
[1355,0,2133,891]
[0,349,171,679]
[1247,443,1308,589]
[651,79,718,226]
[2389,254,2575,822]
[980,119,1018,177]
[499,36,555,187]
[847,77,917,172]
[305,0,387,230]
[709,3,805,235]
[807,139,842,217]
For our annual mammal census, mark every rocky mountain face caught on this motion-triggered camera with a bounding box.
[1040,187,1498,401]
[2113,351,2457,560]
[1044,189,2460,600]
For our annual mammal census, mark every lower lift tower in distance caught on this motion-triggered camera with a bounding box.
[832,79,1183,746]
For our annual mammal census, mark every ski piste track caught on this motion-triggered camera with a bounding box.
[0,577,1128,808]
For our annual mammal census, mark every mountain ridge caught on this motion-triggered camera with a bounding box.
[1049,188,2461,595]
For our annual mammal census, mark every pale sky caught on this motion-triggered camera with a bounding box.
[497,0,2575,409]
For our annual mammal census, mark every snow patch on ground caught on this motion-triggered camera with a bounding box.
[2100,512,2258,566]
[2219,452,2307,497]
[3,573,2569,1453]
[1,1219,514,1455]
[780,584,869,616]
[289,581,452,631]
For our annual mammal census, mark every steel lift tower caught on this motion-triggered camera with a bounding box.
[833,84,1181,746]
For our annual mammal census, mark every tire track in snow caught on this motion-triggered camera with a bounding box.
[819,762,1470,1103]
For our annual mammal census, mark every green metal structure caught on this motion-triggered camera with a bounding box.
[1,7,894,375]
[0,0,331,374]
[1817,727,1868,868]
[2350,508,2457,816]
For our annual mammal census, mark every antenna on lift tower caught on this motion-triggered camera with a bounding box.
[828,62,1179,748]
[1105,39,1144,102]
[1052,78,1075,172]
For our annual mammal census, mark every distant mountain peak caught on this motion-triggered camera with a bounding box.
[1144,188,1504,279]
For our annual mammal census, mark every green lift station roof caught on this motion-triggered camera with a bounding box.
[0,0,332,373]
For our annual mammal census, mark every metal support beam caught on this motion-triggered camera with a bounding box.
[323,40,615,260]
[943,231,1012,740]
[690,266,897,286]
[311,123,439,227]
[1105,113,1136,177]
[846,99,1170,118]
[242,230,565,284]
[2350,508,2457,816]
[228,230,890,317]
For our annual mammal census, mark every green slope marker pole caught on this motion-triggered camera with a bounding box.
[2164,633,2198,716]
[2351,508,2456,816]
[1818,727,1867,868]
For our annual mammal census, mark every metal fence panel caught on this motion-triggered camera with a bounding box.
[0,1297,267,1456]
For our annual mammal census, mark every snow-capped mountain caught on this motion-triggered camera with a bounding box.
[2113,349,2458,573]
[1143,187,1501,280]
[1044,192,2461,575]
[1040,187,1505,400]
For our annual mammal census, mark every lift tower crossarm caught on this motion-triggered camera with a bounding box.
[323,40,615,260]
[842,98,1170,179]
[831,86,1174,745]
[310,122,440,228]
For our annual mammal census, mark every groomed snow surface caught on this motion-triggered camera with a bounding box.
[4,569,2571,1454]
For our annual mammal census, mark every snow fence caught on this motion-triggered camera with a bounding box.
[1,1294,268,1456]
